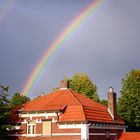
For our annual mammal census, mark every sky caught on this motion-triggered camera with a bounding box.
[0,0,140,99]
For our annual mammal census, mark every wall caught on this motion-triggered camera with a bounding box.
[8,113,81,140]
[89,128,123,140]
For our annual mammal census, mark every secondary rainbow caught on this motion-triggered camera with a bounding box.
[0,0,15,23]
[21,0,105,96]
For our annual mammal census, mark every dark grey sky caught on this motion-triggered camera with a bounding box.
[0,0,140,99]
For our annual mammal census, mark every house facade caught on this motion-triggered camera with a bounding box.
[8,81,125,140]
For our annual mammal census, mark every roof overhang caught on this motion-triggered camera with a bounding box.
[89,122,126,130]
[19,105,67,113]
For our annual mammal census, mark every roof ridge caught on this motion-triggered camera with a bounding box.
[67,90,86,121]
[67,90,82,105]
[80,104,86,121]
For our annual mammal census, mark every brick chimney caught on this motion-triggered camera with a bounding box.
[108,87,117,121]
[60,80,69,90]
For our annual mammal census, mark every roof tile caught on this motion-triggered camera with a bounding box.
[118,132,140,140]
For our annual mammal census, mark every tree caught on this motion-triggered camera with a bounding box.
[0,85,10,140]
[100,99,108,106]
[69,73,99,102]
[118,69,140,131]
[9,93,30,108]
[53,73,99,101]
[0,86,30,139]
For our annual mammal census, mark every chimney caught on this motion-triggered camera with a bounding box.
[60,80,69,90]
[42,92,44,96]
[108,87,117,121]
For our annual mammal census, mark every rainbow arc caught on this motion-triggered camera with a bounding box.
[21,0,105,96]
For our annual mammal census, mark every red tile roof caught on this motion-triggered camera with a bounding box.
[20,89,124,124]
[118,132,140,140]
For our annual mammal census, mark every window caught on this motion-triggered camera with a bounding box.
[42,120,52,136]
[27,120,36,134]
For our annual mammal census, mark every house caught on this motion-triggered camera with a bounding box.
[8,81,125,140]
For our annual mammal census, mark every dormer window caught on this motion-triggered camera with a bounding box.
[27,120,36,135]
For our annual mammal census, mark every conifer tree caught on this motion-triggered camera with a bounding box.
[0,85,10,139]
[9,92,30,108]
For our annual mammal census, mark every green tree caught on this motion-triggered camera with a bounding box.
[0,85,10,140]
[69,73,99,102]
[100,99,108,106]
[118,69,140,131]
[9,93,30,108]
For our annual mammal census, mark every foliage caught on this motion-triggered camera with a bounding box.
[9,92,30,108]
[69,73,99,102]
[0,85,30,139]
[100,99,108,106]
[0,85,10,140]
[118,69,140,131]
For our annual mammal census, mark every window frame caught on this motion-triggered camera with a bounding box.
[27,120,36,135]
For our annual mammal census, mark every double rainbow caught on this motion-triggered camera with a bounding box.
[21,0,105,96]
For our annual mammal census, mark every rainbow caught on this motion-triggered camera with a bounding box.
[21,0,105,96]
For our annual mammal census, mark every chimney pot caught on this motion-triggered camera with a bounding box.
[109,87,114,92]
[60,80,69,90]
